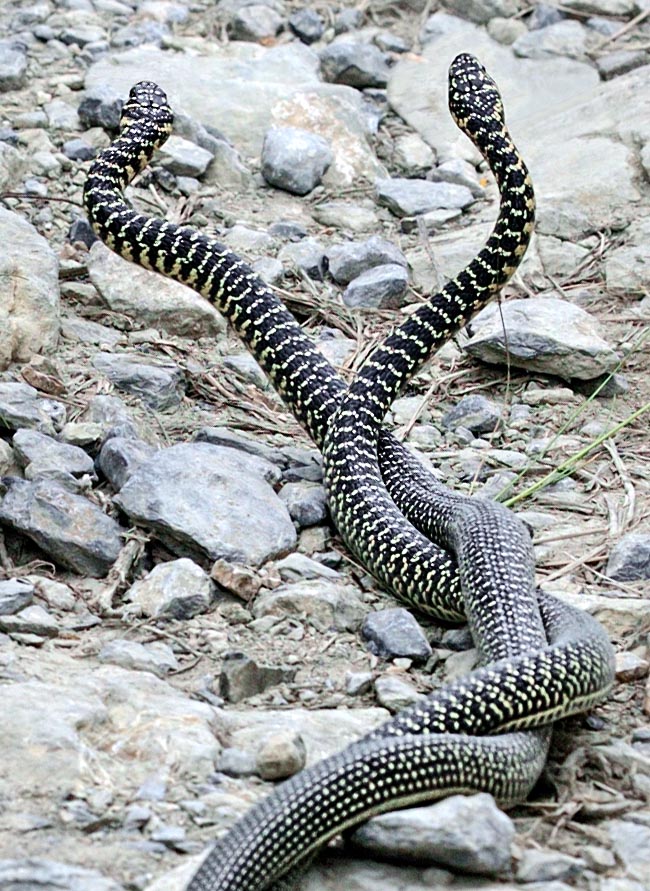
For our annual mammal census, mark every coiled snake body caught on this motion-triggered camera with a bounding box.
[84,55,614,891]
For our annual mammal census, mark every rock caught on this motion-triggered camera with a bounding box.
[442,394,501,434]
[320,42,389,88]
[87,242,225,338]
[98,437,157,490]
[0,208,60,371]
[157,135,214,177]
[227,4,283,42]
[262,127,332,195]
[517,849,586,882]
[253,579,367,632]
[487,16,527,45]
[607,819,650,881]
[0,604,59,639]
[606,533,650,581]
[512,20,591,61]
[376,177,474,217]
[529,3,565,28]
[217,747,257,777]
[346,671,374,696]
[0,383,66,436]
[61,316,122,348]
[99,639,179,676]
[0,579,34,615]
[195,426,281,467]
[615,652,649,683]
[597,50,649,81]
[279,481,328,527]
[327,236,407,285]
[219,652,296,703]
[343,264,409,310]
[289,9,324,44]
[279,238,326,280]
[374,674,423,712]
[350,793,515,875]
[0,43,27,91]
[604,218,650,297]
[464,296,619,381]
[126,558,214,619]
[255,729,306,779]
[450,0,519,24]
[562,0,636,12]
[361,608,432,664]
[12,429,95,482]
[274,552,340,582]
[115,443,297,566]
[84,394,139,440]
[92,352,185,411]
[312,200,379,233]
[0,860,121,891]
[0,478,123,577]
[393,132,436,176]
[223,353,269,390]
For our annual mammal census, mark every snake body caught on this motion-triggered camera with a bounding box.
[83,57,614,891]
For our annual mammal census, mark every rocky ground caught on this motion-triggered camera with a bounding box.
[1,0,650,890]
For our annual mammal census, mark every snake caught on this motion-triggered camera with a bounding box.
[83,55,615,891]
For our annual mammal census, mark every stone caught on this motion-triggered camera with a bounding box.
[448,0,519,24]
[597,50,649,81]
[219,652,296,703]
[97,436,157,490]
[87,242,225,338]
[275,553,340,582]
[255,730,306,779]
[279,238,326,280]
[346,671,374,696]
[126,558,213,619]
[376,177,474,217]
[61,316,122,347]
[115,443,297,566]
[223,353,269,390]
[63,137,96,161]
[92,352,185,411]
[227,4,283,42]
[606,533,650,581]
[393,132,436,176]
[0,579,34,615]
[327,236,407,285]
[374,674,423,712]
[516,849,586,882]
[442,394,501,434]
[84,394,139,440]
[0,860,121,891]
[217,747,257,777]
[99,639,179,676]
[350,793,515,875]
[0,603,59,638]
[361,608,432,664]
[195,426,281,468]
[262,127,332,195]
[253,579,367,632]
[0,43,28,91]
[289,9,325,44]
[12,429,95,481]
[464,296,619,381]
[513,20,591,61]
[312,200,379,233]
[320,42,389,88]
[0,208,60,371]
[279,482,328,527]
[529,3,565,28]
[157,135,214,177]
[78,86,124,130]
[607,819,650,881]
[615,652,649,683]
[562,0,636,12]
[0,478,123,577]
[343,264,409,310]
[604,217,650,297]
[487,16,527,45]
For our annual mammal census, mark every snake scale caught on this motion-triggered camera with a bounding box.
[83,54,615,891]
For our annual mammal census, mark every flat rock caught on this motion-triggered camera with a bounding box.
[98,639,179,676]
[92,352,185,411]
[87,242,225,338]
[464,296,619,381]
[516,848,586,882]
[606,820,650,883]
[13,429,95,481]
[343,264,409,310]
[126,558,214,619]
[604,217,650,297]
[278,481,328,527]
[374,674,424,712]
[327,236,407,286]
[0,603,59,638]
[442,394,501,434]
[0,859,121,891]
[0,478,123,577]
[376,177,474,217]
[319,41,389,88]
[362,607,432,663]
[157,134,214,177]
[253,578,367,631]
[350,793,515,875]
[0,208,60,371]
[0,578,34,615]
[512,20,591,61]
[115,443,297,566]
[219,652,296,703]
[98,436,157,490]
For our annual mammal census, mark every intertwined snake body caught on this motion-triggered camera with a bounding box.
[83,55,614,891]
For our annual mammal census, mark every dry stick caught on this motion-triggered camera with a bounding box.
[603,439,637,529]
[599,7,650,46]
[503,400,650,508]
[541,544,608,583]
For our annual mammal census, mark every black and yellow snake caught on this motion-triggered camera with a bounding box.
[83,54,614,891]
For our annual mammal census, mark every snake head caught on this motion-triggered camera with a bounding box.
[448,54,504,129]
[120,81,173,135]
